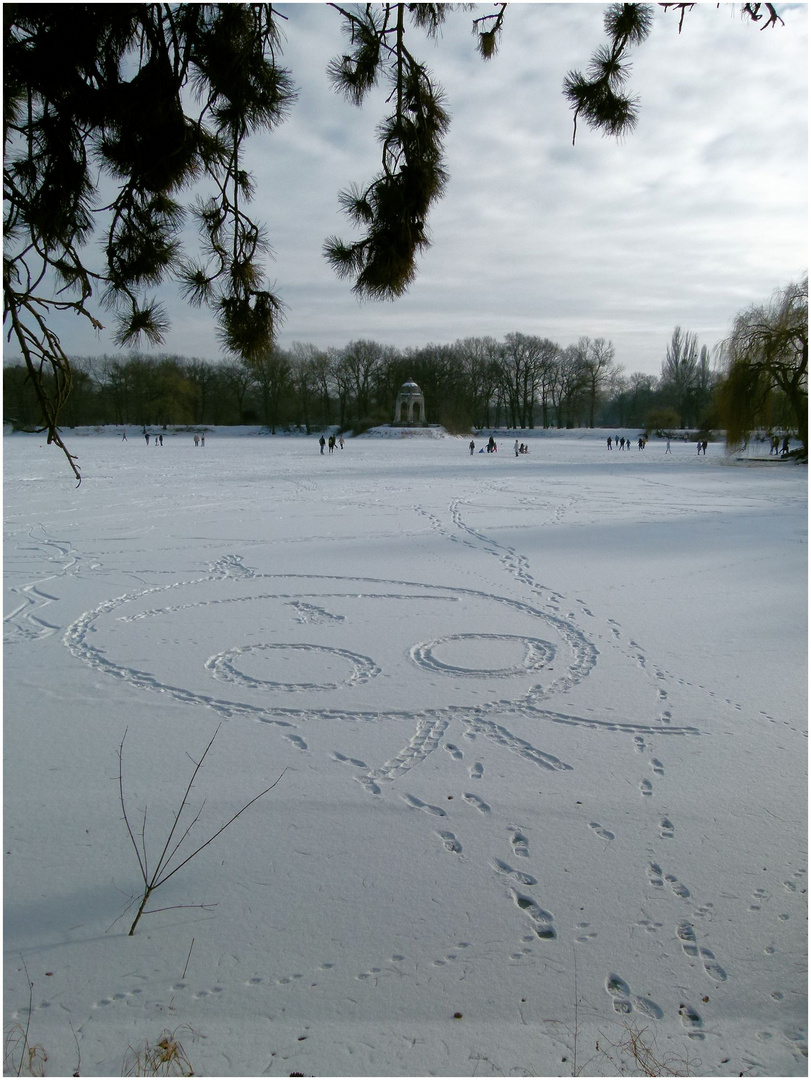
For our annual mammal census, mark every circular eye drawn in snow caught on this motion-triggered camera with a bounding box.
[206,642,380,693]
[411,634,556,679]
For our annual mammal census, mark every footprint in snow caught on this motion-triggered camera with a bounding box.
[678,1002,704,1039]
[509,829,530,858]
[436,829,462,854]
[605,974,663,1020]
[647,863,665,888]
[699,947,727,982]
[677,921,698,956]
[491,858,537,886]
[402,793,446,816]
[463,792,491,813]
[605,973,632,1013]
[333,751,367,768]
[512,890,556,940]
[665,872,690,898]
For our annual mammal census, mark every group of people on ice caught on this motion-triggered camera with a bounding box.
[134,429,207,447]
[319,434,344,454]
[468,435,500,454]
[606,436,639,450]
[769,434,791,456]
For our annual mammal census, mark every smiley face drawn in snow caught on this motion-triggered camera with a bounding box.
[64,564,699,783]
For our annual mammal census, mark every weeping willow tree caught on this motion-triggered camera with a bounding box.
[719,279,808,456]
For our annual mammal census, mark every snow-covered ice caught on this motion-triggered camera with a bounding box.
[3,427,807,1077]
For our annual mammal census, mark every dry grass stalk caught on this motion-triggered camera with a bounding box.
[3,1022,47,1078]
[596,1020,698,1076]
[123,1025,199,1077]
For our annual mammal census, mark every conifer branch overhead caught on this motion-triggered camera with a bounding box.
[563,4,654,146]
[4,4,295,476]
[325,3,452,300]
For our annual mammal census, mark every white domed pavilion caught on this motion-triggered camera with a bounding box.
[394,378,425,425]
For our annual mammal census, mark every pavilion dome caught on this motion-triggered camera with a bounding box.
[394,378,425,425]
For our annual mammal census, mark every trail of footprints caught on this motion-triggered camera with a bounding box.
[677,922,728,982]
[605,975,706,1041]
[605,974,664,1021]
[647,862,690,898]
[380,709,739,1040]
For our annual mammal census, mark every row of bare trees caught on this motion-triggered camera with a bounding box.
[5,330,725,435]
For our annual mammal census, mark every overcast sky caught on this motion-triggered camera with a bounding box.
[47,2,808,378]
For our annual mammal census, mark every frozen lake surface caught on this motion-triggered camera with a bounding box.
[3,427,807,1076]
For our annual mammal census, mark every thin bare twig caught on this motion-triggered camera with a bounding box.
[118,726,287,935]
[181,939,195,981]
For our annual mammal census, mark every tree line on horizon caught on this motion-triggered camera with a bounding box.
[5,327,731,437]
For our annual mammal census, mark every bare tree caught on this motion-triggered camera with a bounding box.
[288,342,327,433]
[579,337,618,428]
[339,339,386,422]
[246,347,292,434]
[661,326,700,426]
[457,337,502,429]
[551,345,589,429]
[499,333,553,429]
[220,361,254,425]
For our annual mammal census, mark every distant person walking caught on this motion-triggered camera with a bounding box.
[144,432,150,445]
[469,440,475,455]
[665,438,671,453]
[319,435,326,454]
